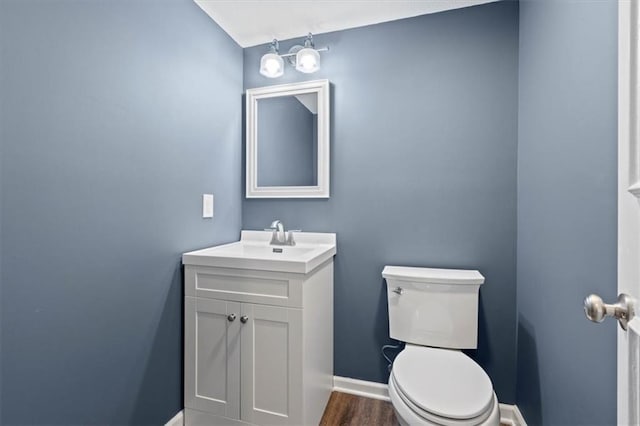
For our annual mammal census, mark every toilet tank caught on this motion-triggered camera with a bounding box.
[382,266,485,349]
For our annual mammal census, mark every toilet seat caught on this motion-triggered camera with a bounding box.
[389,374,499,426]
[390,345,495,425]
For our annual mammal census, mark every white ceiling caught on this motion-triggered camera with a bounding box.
[195,0,500,48]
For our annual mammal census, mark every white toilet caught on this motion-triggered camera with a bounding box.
[382,266,500,426]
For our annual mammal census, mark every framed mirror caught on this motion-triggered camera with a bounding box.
[246,79,330,198]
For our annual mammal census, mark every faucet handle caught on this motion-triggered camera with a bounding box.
[286,230,301,246]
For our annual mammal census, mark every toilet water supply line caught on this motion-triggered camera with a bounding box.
[382,340,404,372]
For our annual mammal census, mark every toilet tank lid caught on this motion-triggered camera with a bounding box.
[382,266,485,285]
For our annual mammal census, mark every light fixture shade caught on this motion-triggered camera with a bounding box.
[260,53,284,78]
[295,47,320,73]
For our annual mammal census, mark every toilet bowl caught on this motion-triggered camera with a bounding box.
[382,266,499,426]
[387,345,499,426]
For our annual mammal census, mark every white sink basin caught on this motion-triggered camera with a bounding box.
[182,230,336,274]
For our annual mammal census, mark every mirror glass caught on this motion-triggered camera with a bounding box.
[257,94,318,187]
[246,79,330,198]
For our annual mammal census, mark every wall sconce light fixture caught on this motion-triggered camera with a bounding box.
[259,39,284,78]
[259,33,329,78]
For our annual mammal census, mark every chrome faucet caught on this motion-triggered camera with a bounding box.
[266,220,299,246]
[269,220,286,245]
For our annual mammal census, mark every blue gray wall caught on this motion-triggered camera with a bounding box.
[243,1,519,403]
[517,0,618,424]
[0,23,4,420]
[257,97,317,186]
[0,0,242,424]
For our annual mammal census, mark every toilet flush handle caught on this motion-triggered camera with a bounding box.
[392,287,403,295]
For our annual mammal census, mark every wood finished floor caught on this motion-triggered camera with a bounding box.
[320,392,397,425]
[319,391,510,426]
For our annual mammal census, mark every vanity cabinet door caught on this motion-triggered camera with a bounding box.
[240,303,303,425]
[185,297,241,419]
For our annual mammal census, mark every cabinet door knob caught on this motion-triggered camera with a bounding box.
[240,315,249,324]
[227,314,236,322]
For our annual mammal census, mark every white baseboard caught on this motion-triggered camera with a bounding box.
[333,376,527,426]
[333,376,390,401]
[165,410,184,426]
[499,403,527,426]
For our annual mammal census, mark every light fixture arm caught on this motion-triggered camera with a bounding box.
[269,39,280,54]
[304,32,314,48]
[279,46,329,58]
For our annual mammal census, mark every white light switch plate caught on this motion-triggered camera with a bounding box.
[202,194,214,218]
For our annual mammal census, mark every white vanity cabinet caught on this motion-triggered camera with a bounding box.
[182,231,335,426]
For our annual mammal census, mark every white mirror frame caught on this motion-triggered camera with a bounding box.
[246,79,330,198]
